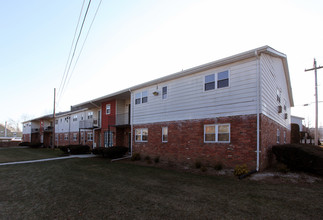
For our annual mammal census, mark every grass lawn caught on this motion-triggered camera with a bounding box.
[0,157,322,219]
[0,147,62,163]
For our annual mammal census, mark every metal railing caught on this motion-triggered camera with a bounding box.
[79,118,99,129]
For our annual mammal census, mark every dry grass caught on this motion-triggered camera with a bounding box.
[0,156,322,219]
[0,147,62,163]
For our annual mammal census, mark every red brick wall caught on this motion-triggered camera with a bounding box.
[133,115,258,169]
[55,131,94,147]
[260,114,291,169]
[22,134,30,142]
[101,100,116,129]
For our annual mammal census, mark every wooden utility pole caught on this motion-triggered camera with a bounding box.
[52,88,56,149]
[305,59,322,145]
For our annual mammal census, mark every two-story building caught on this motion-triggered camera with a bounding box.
[22,46,293,170]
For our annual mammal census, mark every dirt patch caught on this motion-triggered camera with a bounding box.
[249,171,322,184]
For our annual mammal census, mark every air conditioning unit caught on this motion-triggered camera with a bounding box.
[278,105,282,113]
[93,119,98,127]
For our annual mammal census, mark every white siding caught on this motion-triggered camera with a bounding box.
[133,58,258,124]
[260,54,291,129]
[22,122,31,134]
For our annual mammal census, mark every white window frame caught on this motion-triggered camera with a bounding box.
[135,93,141,105]
[88,112,93,119]
[64,133,68,140]
[162,127,168,142]
[204,70,230,91]
[73,133,77,141]
[204,124,230,143]
[162,86,167,99]
[135,128,148,142]
[87,133,93,141]
[283,131,286,144]
[135,91,148,104]
[73,115,78,122]
[106,104,111,115]
[277,129,280,144]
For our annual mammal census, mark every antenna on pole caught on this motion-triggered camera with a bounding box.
[305,59,322,145]
[52,88,56,149]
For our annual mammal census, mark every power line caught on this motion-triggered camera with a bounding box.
[57,0,92,105]
[60,0,103,102]
[57,0,86,100]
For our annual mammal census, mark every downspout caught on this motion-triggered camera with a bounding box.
[93,109,101,148]
[129,89,133,156]
[255,50,260,172]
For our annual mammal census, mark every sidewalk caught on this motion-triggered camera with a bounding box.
[0,154,97,166]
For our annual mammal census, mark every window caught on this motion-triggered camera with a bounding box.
[81,115,84,121]
[217,70,229,88]
[73,115,77,121]
[88,112,93,119]
[205,74,215,91]
[277,129,281,143]
[106,104,111,114]
[55,120,58,124]
[277,89,281,103]
[135,93,141,104]
[135,91,148,104]
[204,124,230,143]
[135,128,148,142]
[283,131,286,144]
[104,131,113,147]
[204,70,229,91]
[283,99,287,111]
[162,127,168,142]
[73,133,77,141]
[87,133,93,141]
[64,134,68,140]
[162,86,167,99]
[142,91,148,103]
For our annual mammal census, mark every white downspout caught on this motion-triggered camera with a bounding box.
[129,89,133,156]
[255,50,260,171]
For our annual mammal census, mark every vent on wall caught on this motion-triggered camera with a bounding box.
[278,106,282,113]
[284,113,288,120]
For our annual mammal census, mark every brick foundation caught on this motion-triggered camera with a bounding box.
[133,115,258,169]
[133,114,291,170]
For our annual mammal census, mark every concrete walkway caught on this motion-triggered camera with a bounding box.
[0,154,97,166]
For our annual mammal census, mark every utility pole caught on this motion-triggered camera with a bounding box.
[52,88,56,149]
[305,59,322,145]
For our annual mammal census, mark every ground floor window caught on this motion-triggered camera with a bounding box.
[88,133,93,141]
[162,127,168,142]
[73,133,77,141]
[135,128,148,142]
[64,134,68,140]
[204,124,230,143]
[104,131,113,147]
[277,129,280,144]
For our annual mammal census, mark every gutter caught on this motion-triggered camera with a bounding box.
[255,50,260,172]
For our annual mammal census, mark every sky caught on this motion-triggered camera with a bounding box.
[0,0,323,130]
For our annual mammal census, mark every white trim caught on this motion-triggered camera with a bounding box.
[106,104,111,115]
[135,128,148,142]
[203,69,230,92]
[162,127,168,142]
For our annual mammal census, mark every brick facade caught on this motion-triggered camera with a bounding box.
[133,114,291,170]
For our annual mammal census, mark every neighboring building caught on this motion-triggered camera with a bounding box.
[22,46,294,170]
[291,115,304,132]
[0,123,22,138]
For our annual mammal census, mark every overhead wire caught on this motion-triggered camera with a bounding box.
[57,0,92,107]
[57,0,86,102]
[61,0,103,101]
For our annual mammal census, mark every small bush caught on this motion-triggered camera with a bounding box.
[28,143,43,148]
[92,147,105,156]
[102,146,128,159]
[144,155,151,161]
[234,164,249,176]
[131,153,141,161]
[272,144,323,176]
[154,156,160,163]
[214,163,223,170]
[19,142,30,146]
[275,163,290,173]
[201,166,207,172]
[59,145,90,155]
[195,161,202,169]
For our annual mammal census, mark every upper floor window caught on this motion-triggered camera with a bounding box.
[135,91,148,104]
[88,112,93,119]
[142,91,148,103]
[217,70,229,88]
[162,86,167,99]
[106,104,111,115]
[277,89,281,103]
[55,120,58,124]
[73,115,78,121]
[204,70,229,91]
[204,124,230,143]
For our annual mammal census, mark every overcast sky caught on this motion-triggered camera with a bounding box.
[0,0,322,128]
